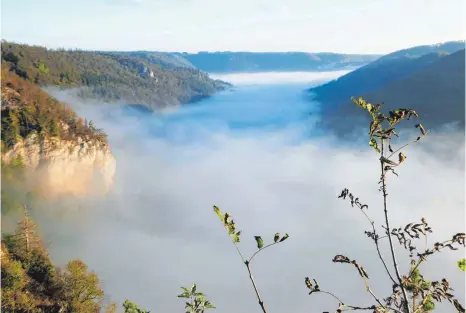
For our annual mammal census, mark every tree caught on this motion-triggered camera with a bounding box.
[123,299,150,313]
[1,244,38,313]
[13,205,43,253]
[59,259,105,313]
[1,208,57,313]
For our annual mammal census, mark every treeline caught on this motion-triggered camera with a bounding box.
[1,207,152,313]
[1,66,107,151]
[1,41,228,109]
[1,208,111,313]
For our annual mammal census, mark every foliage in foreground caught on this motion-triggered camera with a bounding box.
[177,283,215,313]
[309,98,465,312]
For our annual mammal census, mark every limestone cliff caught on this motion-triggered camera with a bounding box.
[2,134,116,198]
[1,67,116,199]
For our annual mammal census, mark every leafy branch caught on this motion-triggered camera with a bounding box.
[213,205,289,313]
[177,283,215,313]
[305,97,465,313]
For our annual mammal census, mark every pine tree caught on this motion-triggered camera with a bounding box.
[13,205,43,257]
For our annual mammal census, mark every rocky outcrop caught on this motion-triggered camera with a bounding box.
[2,134,116,198]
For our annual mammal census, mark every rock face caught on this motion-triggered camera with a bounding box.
[2,134,116,198]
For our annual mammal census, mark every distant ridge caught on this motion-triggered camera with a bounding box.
[308,40,465,114]
[312,42,465,137]
[153,51,381,73]
[100,51,381,73]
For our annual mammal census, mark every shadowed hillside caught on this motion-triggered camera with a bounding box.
[308,40,465,113]
[318,49,465,137]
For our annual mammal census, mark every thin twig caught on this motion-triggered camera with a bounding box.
[248,243,278,263]
[380,139,412,313]
[220,222,267,313]
[386,133,427,160]
[361,275,387,310]
[245,261,267,313]
[359,208,397,284]
[314,290,405,313]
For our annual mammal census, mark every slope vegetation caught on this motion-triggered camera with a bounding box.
[1,66,107,150]
[318,49,465,136]
[309,40,465,112]
[1,41,228,109]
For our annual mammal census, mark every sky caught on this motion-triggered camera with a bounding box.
[1,0,465,53]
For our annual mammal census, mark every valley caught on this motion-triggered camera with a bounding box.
[1,35,465,313]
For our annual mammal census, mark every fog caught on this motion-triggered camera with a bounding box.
[40,71,465,313]
[209,70,352,85]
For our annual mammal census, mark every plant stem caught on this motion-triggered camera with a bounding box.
[360,208,397,284]
[245,261,267,313]
[316,290,405,313]
[380,139,411,313]
[248,243,277,263]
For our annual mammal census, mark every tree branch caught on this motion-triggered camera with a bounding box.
[386,132,427,160]
[248,243,278,263]
[380,139,411,313]
[359,208,397,285]
[245,261,267,313]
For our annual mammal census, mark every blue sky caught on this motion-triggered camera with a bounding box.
[1,0,465,53]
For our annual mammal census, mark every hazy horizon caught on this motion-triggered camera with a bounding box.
[2,0,465,54]
[1,38,464,56]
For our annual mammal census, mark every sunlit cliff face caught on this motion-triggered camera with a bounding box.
[2,134,116,198]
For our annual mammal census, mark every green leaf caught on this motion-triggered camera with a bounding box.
[279,233,289,242]
[213,206,223,222]
[274,233,280,243]
[191,283,197,294]
[254,236,264,249]
[178,292,190,298]
[233,231,241,243]
[351,96,367,110]
[457,258,466,272]
[224,212,230,225]
[369,138,380,153]
[366,103,372,113]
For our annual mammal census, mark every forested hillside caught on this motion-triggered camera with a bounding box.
[1,41,228,109]
[1,66,107,151]
[103,51,197,70]
[317,49,466,136]
[308,40,465,112]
